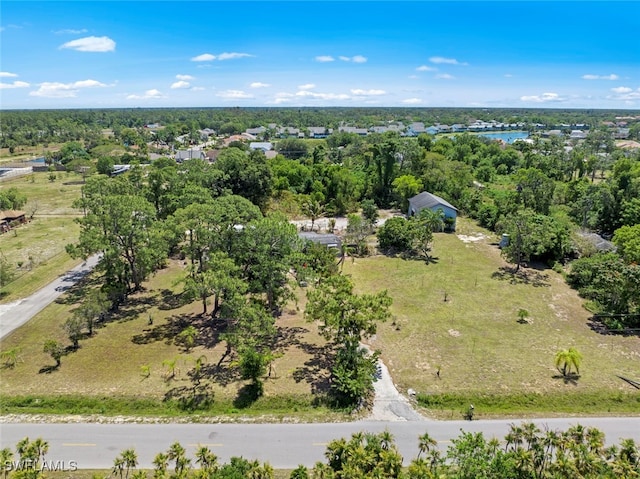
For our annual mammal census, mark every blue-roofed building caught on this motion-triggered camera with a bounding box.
[408,191,458,231]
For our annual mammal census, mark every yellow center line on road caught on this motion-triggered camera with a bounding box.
[62,443,96,447]
[312,443,328,447]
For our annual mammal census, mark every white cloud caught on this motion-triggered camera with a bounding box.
[520,92,566,103]
[250,82,271,88]
[315,55,335,62]
[29,79,106,97]
[0,80,30,90]
[607,87,640,101]
[217,52,252,60]
[435,73,455,80]
[298,83,315,90]
[611,86,633,94]
[350,89,386,96]
[176,74,194,81]
[126,89,165,100]
[429,56,467,66]
[191,53,216,62]
[171,81,191,89]
[504,73,513,78]
[402,98,423,104]
[582,74,619,80]
[416,65,437,72]
[0,72,18,78]
[296,90,350,101]
[408,75,419,79]
[53,28,88,35]
[59,36,116,52]
[270,92,294,104]
[191,52,252,62]
[338,55,367,63]
[216,90,253,99]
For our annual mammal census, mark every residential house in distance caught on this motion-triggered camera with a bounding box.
[0,210,27,233]
[175,148,206,162]
[407,192,458,231]
[338,126,369,136]
[249,142,273,152]
[308,127,332,138]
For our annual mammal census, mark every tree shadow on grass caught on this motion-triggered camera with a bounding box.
[587,315,640,338]
[552,373,581,386]
[38,364,59,374]
[131,313,198,345]
[292,342,334,396]
[491,266,550,287]
[157,288,190,311]
[54,274,103,305]
[164,383,215,412]
[233,383,263,409]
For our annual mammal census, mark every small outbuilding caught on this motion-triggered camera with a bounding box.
[407,192,458,231]
[0,210,27,233]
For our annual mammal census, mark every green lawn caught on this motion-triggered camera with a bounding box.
[1,172,84,302]
[343,217,640,417]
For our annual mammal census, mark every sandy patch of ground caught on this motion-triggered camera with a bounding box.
[457,233,488,243]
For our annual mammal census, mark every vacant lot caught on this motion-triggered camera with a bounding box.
[1,209,638,419]
[0,173,84,301]
[0,258,344,420]
[343,217,640,415]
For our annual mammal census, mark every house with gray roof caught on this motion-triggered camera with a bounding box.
[175,149,206,162]
[408,192,458,231]
[298,231,342,251]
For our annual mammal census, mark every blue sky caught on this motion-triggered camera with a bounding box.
[1,1,639,109]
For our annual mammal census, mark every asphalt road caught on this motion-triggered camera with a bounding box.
[2,418,640,469]
[0,255,100,340]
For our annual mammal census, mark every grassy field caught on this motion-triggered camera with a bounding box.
[1,186,638,419]
[0,257,347,421]
[0,172,84,302]
[343,217,640,418]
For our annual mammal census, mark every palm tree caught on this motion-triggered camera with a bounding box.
[121,448,138,479]
[112,456,125,479]
[555,347,583,377]
[302,199,324,232]
[195,446,217,472]
[0,448,13,479]
[416,208,445,233]
[152,452,168,479]
[417,432,437,459]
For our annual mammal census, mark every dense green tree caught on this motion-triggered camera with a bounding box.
[377,217,415,253]
[497,209,571,271]
[232,215,300,313]
[612,224,640,264]
[392,174,423,210]
[514,167,556,215]
[276,138,309,160]
[68,192,168,300]
[214,148,273,210]
[567,253,640,323]
[305,274,392,405]
[0,188,27,210]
